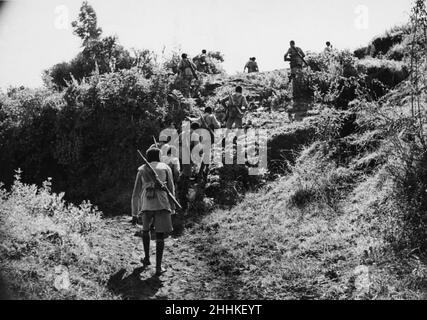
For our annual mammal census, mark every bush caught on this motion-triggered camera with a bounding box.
[371,31,405,57]
[45,36,137,90]
[384,137,427,250]
[0,171,114,299]
[386,43,406,61]
[353,26,409,59]
[302,50,409,109]
[356,58,409,89]
[0,68,174,215]
[6,170,102,234]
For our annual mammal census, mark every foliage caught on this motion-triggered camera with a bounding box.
[0,171,120,299]
[301,49,410,109]
[300,50,365,109]
[206,51,226,75]
[45,36,137,90]
[353,25,410,59]
[46,2,144,90]
[162,50,182,75]
[132,48,157,78]
[7,169,102,233]
[71,1,102,46]
[0,68,174,214]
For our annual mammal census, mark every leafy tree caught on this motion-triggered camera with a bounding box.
[71,1,102,47]
[45,2,139,90]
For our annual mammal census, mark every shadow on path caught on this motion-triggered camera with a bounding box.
[107,267,164,300]
[0,273,12,300]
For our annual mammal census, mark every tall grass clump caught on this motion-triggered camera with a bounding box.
[286,142,357,210]
[0,170,116,299]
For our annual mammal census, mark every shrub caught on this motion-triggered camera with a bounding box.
[356,58,409,88]
[45,37,137,91]
[206,51,226,75]
[386,43,406,61]
[0,171,113,299]
[6,170,102,234]
[353,26,409,59]
[371,31,405,57]
[383,135,427,250]
[0,68,173,215]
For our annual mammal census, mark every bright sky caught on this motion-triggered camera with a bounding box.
[0,0,414,89]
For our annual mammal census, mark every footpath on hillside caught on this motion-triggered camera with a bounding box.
[101,216,247,300]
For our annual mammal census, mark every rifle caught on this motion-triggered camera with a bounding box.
[152,136,158,148]
[137,150,182,210]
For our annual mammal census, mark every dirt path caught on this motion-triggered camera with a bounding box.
[96,216,234,300]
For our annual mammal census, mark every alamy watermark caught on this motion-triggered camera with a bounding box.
[157,121,268,176]
[354,4,369,30]
[54,5,70,30]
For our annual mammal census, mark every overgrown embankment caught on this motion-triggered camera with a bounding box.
[181,21,427,299]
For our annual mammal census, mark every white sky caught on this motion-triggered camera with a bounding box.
[0,0,414,89]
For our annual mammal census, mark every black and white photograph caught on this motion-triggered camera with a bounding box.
[0,0,426,307]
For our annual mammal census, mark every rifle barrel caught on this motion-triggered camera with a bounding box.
[137,150,182,210]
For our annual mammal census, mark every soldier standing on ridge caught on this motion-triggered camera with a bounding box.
[131,147,175,276]
[195,49,210,73]
[284,40,305,81]
[244,57,259,73]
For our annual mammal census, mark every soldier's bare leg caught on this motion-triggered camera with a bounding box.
[155,232,166,275]
[235,117,243,129]
[226,117,235,129]
[141,230,151,265]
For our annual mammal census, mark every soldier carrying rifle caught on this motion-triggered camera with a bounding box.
[131,147,179,276]
[218,86,249,129]
[178,53,198,97]
[284,40,306,81]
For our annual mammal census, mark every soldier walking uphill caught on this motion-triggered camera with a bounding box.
[195,106,221,182]
[169,122,202,212]
[284,40,306,81]
[131,147,175,276]
[219,86,249,129]
[194,49,210,73]
[178,53,198,97]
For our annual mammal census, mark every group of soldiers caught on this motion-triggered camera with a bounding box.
[131,85,249,275]
[244,41,332,76]
[177,40,333,89]
[131,40,334,276]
